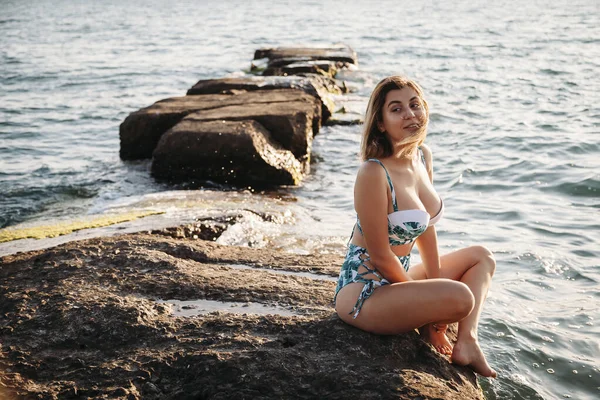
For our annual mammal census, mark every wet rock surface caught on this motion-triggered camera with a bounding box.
[253,45,358,67]
[120,89,319,161]
[187,75,341,122]
[180,98,319,161]
[0,230,483,399]
[151,119,305,186]
[149,214,245,242]
[262,61,338,78]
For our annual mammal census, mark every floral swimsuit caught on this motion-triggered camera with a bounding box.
[334,152,444,318]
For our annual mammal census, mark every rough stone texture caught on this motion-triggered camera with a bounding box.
[119,89,319,161]
[187,75,339,122]
[261,57,349,71]
[325,114,364,126]
[263,61,338,78]
[0,231,484,399]
[150,214,246,241]
[254,45,358,66]
[180,100,318,161]
[151,120,305,186]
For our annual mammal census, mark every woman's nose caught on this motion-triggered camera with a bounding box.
[401,108,416,119]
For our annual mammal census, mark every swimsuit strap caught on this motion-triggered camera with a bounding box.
[366,159,398,212]
[349,216,358,243]
[418,146,427,169]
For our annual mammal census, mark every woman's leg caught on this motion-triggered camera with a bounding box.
[409,245,497,377]
[335,278,475,335]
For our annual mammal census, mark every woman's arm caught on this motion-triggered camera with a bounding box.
[415,144,441,279]
[415,226,441,279]
[354,162,412,283]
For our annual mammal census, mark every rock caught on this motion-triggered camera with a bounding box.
[150,216,241,242]
[151,211,289,242]
[119,44,359,188]
[187,75,339,122]
[0,230,484,399]
[180,99,319,161]
[253,45,358,66]
[119,89,319,160]
[262,61,338,78]
[261,57,348,71]
[324,115,364,126]
[187,75,341,95]
[151,120,305,186]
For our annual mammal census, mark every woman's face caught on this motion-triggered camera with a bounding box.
[378,87,426,142]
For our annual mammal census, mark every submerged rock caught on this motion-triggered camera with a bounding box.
[0,231,484,399]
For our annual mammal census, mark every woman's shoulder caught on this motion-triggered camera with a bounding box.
[419,143,433,159]
[358,159,386,173]
[356,159,388,182]
[355,160,390,199]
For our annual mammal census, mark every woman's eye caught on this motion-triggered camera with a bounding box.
[392,107,401,112]
[410,103,421,109]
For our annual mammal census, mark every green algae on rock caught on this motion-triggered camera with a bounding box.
[0,211,164,243]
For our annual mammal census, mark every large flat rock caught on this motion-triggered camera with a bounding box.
[0,231,484,399]
[119,89,319,161]
[181,100,317,161]
[254,45,358,66]
[187,75,339,122]
[151,119,305,186]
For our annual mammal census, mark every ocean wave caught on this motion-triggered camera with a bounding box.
[540,176,600,198]
[0,183,101,229]
[536,123,561,131]
[539,68,570,76]
[564,142,600,155]
[528,225,589,241]
[0,18,21,24]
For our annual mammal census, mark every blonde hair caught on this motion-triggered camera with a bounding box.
[360,76,429,161]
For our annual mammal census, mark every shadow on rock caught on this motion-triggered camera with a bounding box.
[0,233,482,399]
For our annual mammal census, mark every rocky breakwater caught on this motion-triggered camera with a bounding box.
[0,220,485,399]
[120,45,357,187]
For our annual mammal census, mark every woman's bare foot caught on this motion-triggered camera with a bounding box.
[421,323,453,355]
[451,337,497,378]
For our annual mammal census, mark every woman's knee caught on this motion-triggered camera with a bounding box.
[472,245,496,276]
[444,281,475,320]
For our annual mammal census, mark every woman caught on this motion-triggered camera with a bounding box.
[334,76,497,378]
